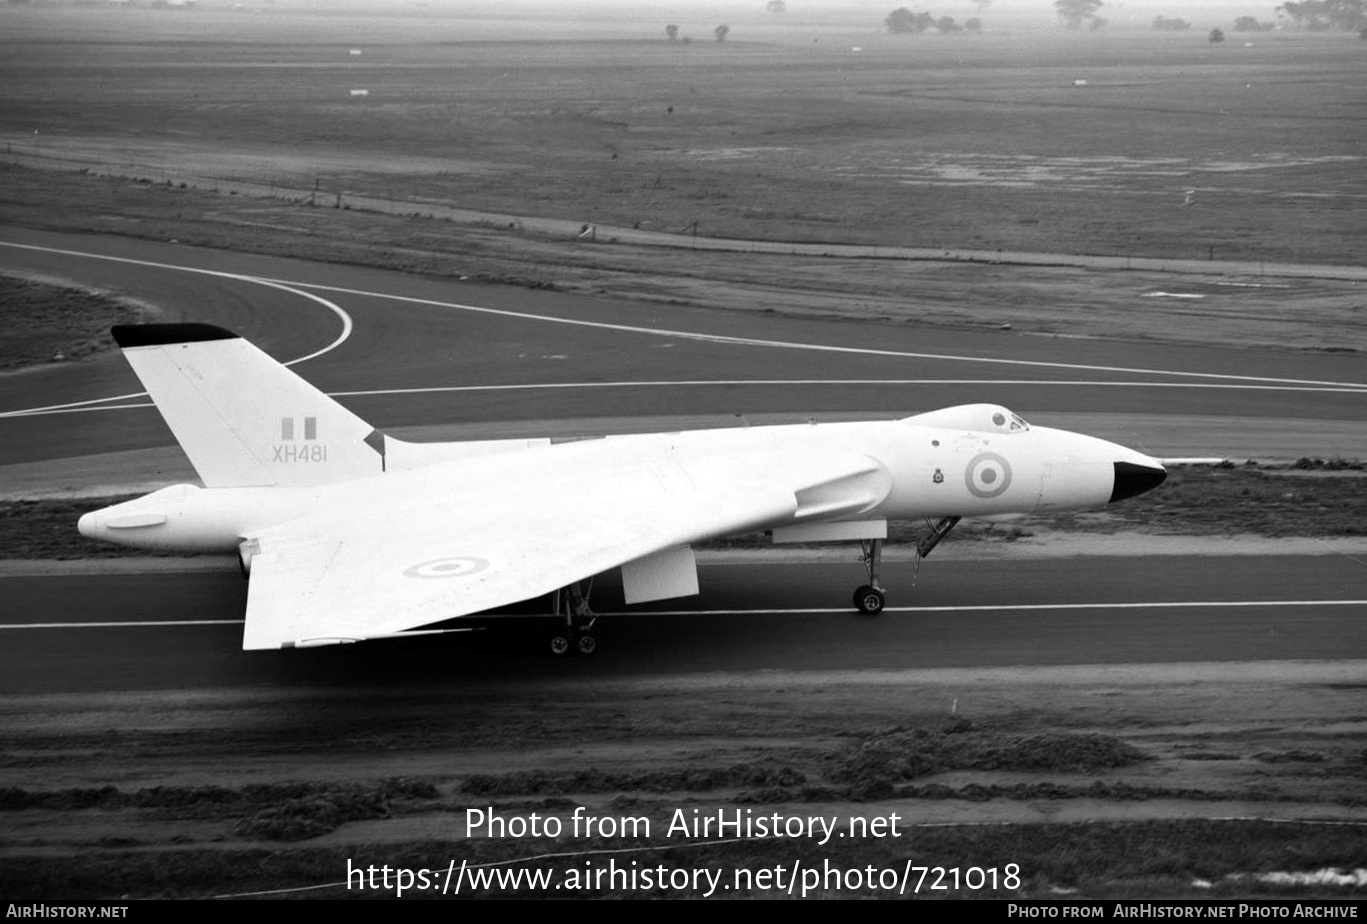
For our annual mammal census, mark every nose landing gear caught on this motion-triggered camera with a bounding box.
[851,517,960,615]
[852,539,886,615]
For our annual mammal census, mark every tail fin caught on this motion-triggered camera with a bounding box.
[113,324,385,488]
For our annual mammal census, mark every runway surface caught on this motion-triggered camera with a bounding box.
[3,555,1364,694]
[1,226,1364,692]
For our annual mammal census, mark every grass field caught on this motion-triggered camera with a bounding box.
[5,10,1364,266]
[3,8,1364,361]
[0,273,147,371]
[2,9,1364,356]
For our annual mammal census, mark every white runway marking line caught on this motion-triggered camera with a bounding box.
[1,620,244,630]
[331,379,1367,398]
[6,239,1367,387]
[280,277,1367,392]
[4,599,1363,631]
[9,376,1367,420]
[611,600,1367,617]
[0,241,352,417]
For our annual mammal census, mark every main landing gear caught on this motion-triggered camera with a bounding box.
[850,517,961,615]
[548,581,597,656]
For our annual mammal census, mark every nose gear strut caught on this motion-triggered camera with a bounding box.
[851,517,960,615]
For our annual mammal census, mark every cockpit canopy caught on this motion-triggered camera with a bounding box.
[900,404,1030,434]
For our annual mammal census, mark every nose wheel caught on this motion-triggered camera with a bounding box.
[853,584,885,615]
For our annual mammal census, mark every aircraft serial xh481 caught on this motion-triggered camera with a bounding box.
[78,324,1168,654]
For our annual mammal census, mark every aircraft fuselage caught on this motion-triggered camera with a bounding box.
[79,409,1164,557]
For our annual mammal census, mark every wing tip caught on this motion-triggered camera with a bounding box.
[112,323,241,348]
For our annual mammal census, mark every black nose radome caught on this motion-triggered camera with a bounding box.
[1110,462,1167,503]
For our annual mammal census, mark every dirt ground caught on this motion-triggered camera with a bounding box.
[1,662,1364,898]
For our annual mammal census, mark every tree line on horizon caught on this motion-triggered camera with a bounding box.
[881,1,1363,36]
[1275,0,1366,31]
[884,9,982,34]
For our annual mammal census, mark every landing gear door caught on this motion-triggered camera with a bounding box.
[621,545,699,605]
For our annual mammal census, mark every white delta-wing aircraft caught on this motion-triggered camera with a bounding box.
[78,324,1167,654]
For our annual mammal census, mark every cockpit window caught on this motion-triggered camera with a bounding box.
[991,410,1030,432]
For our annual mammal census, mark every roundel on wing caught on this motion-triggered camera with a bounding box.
[403,556,490,580]
[964,452,1012,499]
